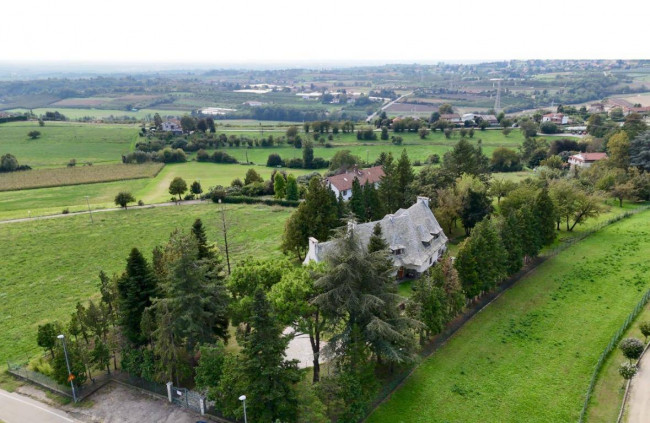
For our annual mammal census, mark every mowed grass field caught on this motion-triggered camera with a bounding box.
[367,210,650,423]
[0,162,163,191]
[0,121,138,167]
[0,162,312,219]
[585,305,650,423]
[6,108,191,120]
[0,202,293,365]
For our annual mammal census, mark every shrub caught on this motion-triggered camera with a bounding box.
[620,338,644,363]
[311,157,328,169]
[267,153,283,167]
[540,121,559,134]
[287,158,304,168]
[619,362,638,387]
[196,149,210,162]
[211,151,238,164]
[213,195,300,207]
[62,208,69,214]
[28,356,53,376]
[640,321,650,342]
[426,154,441,164]
[138,200,144,206]
[241,182,266,196]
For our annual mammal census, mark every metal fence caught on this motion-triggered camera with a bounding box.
[367,205,650,421]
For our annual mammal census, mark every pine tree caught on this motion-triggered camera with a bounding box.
[534,188,557,246]
[191,218,211,260]
[363,181,383,221]
[367,223,388,253]
[117,248,158,345]
[337,191,348,219]
[517,204,542,260]
[349,178,365,220]
[240,289,301,422]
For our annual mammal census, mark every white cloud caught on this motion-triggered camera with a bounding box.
[1,0,647,64]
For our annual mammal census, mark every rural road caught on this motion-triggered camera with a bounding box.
[366,92,413,122]
[0,199,205,225]
[626,349,650,423]
[0,389,80,423]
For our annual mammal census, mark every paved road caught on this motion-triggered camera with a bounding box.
[366,92,413,122]
[0,199,204,225]
[0,389,79,423]
[626,349,650,422]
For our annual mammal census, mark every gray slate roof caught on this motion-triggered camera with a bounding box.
[309,198,447,269]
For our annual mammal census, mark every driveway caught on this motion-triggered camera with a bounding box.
[626,350,650,423]
[0,389,80,423]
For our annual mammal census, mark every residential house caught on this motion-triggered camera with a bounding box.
[542,113,569,125]
[568,152,608,168]
[244,101,264,107]
[325,166,384,200]
[161,120,183,135]
[304,197,448,278]
[461,113,499,126]
[440,113,462,124]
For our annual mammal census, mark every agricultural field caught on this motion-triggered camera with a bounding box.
[0,162,163,191]
[367,210,650,423]
[0,202,293,365]
[0,121,138,167]
[6,107,192,120]
[0,162,310,220]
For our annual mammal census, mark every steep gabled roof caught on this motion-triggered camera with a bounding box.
[307,198,448,268]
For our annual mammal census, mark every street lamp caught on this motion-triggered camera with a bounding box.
[57,334,77,403]
[239,395,247,423]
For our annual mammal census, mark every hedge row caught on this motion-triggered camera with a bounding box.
[212,195,300,207]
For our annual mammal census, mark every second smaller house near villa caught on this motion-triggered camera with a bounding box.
[326,166,384,200]
[161,120,183,135]
[542,113,569,125]
[568,152,608,168]
[304,197,448,278]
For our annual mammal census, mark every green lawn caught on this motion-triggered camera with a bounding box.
[0,202,293,365]
[367,210,650,423]
[585,305,650,423]
[0,121,138,167]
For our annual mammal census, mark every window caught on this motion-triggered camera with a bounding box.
[422,241,431,247]
[391,248,404,256]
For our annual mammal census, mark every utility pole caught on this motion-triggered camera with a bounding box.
[218,199,231,274]
[85,195,93,224]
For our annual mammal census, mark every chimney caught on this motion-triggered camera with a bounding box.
[308,237,319,249]
[417,196,430,207]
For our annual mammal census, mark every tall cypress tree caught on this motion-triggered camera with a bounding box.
[117,248,157,345]
[396,149,415,208]
[367,223,388,253]
[499,212,524,275]
[534,188,557,246]
[378,153,400,213]
[349,177,365,220]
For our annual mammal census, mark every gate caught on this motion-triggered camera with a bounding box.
[171,385,203,414]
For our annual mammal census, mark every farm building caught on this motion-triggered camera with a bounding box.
[461,113,499,126]
[244,101,264,107]
[568,152,608,168]
[325,166,384,200]
[440,113,462,124]
[542,113,569,125]
[161,120,183,135]
[304,196,448,278]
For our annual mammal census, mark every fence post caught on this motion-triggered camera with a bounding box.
[166,381,173,403]
[200,396,206,415]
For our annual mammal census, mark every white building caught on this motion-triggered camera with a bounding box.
[325,166,384,200]
[304,197,448,278]
[542,113,569,125]
[161,121,183,135]
[568,152,608,168]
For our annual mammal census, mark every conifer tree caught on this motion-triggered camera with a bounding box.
[191,218,211,260]
[349,177,365,220]
[117,248,158,345]
[240,289,301,422]
[378,153,400,213]
[274,173,286,199]
[499,212,524,275]
[534,188,557,246]
[363,181,383,221]
[285,173,299,201]
[367,223,388,253]
[396,149,415,208]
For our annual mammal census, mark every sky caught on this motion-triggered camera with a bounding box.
[1,0,648,66]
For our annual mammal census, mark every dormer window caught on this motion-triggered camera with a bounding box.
[391,248,404,256]
[422,241,431,247]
